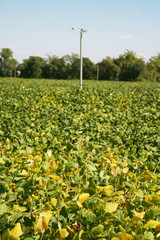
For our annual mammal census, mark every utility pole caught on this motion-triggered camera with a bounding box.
[72,27,87,90]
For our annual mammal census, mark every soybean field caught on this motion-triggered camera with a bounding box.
[0,78,160,240]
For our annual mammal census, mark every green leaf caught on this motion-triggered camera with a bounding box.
[135,189,144,198]
[0,203,9,215]
[0,182,8,193]
[91,224,104,235]
[151,195,160,205]
[66,141,73,151]
[87,164,97,171]
[142,231,154,240]
[2,229,10,240]
[117,210,124,221]
[60,205,68,218]
[145,209,155,221]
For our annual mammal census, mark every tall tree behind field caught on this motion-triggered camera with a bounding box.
[97,57,120,80]
[42,55,67,79]
[83,57,96,80]
[42,54,96,80]
[115,51,146,81]
[147,54,160,82]
[63,54,79,79]
[63,54,95,80]
[19,56,46,79]
[0,48,18,77]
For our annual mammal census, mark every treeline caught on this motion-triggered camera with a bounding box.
[0,48,160,81]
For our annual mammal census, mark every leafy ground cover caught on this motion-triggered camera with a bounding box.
[0,78,160,240]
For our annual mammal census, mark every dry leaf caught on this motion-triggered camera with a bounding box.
[155,224,160,233]
[72,221,82,232]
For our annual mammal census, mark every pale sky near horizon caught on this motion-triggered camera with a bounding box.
[0,0,160,63]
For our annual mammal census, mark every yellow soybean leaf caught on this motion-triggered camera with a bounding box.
[42,218,49,230]
[59,229,69,238]
[113,190,124,196]
[105,202,118,213]
[79,193,90,204]
[50,159,58,172]
[41,212,52,223]
[36,211,52,233]
[97,186,103,191]
[10,223,23,238]
[136,212,145,219]
[74,169,79,175]
[118,233,133,240]
[77,201,83,208]
[156,190,160,196]
[103,185,114,196]
[39,177,43,186]
[121,161,128,167]
[50,175,61,181]
[36,218,43,233]
[133,211,145,220]
[144,220,160,229]
[148,185,159,192]
[143,170,153,180]
[50,198,57,206]
[145,195,152,202]
[12,205,19,211]
[12,205,27,212]
[0,158,4,165]
[104,153,112,158]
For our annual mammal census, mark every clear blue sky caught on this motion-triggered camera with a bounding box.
[0,0,160,63]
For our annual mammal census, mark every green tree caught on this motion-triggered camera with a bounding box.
[62,53,79,79]
[50,55,67,79]
[115,51,146,81]
[43,55,52,78]
[42,55,53,79]
[0,48,18,77]
[147,54,160,81]
[63,54,95,80]
[42,54,79,79]
[20,56,46,78]
[43,55,68,79]
[98,57,120,80]
[83,57,96,80]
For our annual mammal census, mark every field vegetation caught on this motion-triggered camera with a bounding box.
[0,78,160,239]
